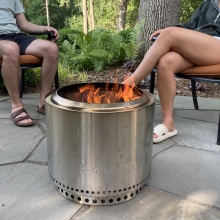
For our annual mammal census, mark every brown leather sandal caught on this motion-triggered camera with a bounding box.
[11,108,35,127]
[37,104,45,115]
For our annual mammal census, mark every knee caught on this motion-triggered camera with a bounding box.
[2,42,20,62]
[156,55,177,81]
[44,42,59,60]
[158,27,179,41]
[157,55,174,71]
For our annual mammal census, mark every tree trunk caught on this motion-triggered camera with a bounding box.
[137,0,181,59]
[118,0,128,30]
[82,0,88,34]
[89,0,95,31]
[45,0,50,26]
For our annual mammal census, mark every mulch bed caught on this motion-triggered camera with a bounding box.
[1,67,220,99]
[61,67,220,99]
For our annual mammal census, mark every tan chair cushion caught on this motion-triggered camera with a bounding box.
[181,64,220,78]
[0,55,42,67]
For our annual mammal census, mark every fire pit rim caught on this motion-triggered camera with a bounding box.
[49,83,153,113]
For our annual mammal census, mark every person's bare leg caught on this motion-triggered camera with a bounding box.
[123,27,220,86]
[25,39,59,108]
[0,41,33,124]
[155,51,193,137]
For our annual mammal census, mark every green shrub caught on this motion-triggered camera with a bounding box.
[180,0,203,23]
[23,69,41,86]
[59,26,141,73]
[0,69,41,95]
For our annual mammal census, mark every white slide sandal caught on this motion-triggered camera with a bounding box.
[153,124,177,144]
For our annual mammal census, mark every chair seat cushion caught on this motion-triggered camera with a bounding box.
[0,55,42,67]
[182,64,220,78]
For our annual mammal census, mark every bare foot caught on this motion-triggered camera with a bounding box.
[11,108,34,127]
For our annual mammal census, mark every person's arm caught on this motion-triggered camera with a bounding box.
[149,3,205,41]
[149,2,205,41]
[15,13,59,40]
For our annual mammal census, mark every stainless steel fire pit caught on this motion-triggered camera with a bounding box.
[45,83,155,205]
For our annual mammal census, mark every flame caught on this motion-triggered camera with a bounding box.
[79,83,141,104]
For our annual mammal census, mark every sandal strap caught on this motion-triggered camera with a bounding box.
[13,115,32,124]
[11,108,27,119]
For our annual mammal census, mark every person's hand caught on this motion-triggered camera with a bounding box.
[46,26,59,40]
[149,29,162,41]
[123,72,133,81]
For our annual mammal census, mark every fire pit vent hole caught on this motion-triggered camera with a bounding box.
[53,174,148,205]
[52,176,147,195]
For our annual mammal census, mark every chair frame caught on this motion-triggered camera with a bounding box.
[149,69,220,145]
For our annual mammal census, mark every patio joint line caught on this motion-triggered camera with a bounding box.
[152,145,175,159]
[24,122,46,161]
[24,135,46,161]
[0,161,22,167]
[176,114,219,124]
[35,120,46,135]
[24,160,48,166]
[177,143,220,155]
[0,98,10,102]
[0,160,47,167]
[148,186,220,212]
[69,205,91,220]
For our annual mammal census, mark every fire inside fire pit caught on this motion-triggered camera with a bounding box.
[56,83,142,104]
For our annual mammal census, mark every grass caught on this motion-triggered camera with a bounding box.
[77,71,88,82]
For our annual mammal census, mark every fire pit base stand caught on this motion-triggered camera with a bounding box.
[49,173,150,205]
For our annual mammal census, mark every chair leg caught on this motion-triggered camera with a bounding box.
[191,79,199,110]
[217,113,220,145]
[149,70,156,93]
[54,70,59,89]
[19,69,25,98]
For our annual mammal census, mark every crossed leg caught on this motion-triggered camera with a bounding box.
[156,51,193,134]
[122,26,220,141]
[123,27,220,86]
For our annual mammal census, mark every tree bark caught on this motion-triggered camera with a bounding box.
[137,0,181,59]
[118,0,129,30]
[89,0,95,31]
[45,0,50,26]
[82,0,88,34]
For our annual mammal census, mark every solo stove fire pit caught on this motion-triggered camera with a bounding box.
[45,83,155,205]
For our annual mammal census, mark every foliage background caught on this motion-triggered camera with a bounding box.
[22,0,204,73]
[22,0,204,30]
[0,0,204,93]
